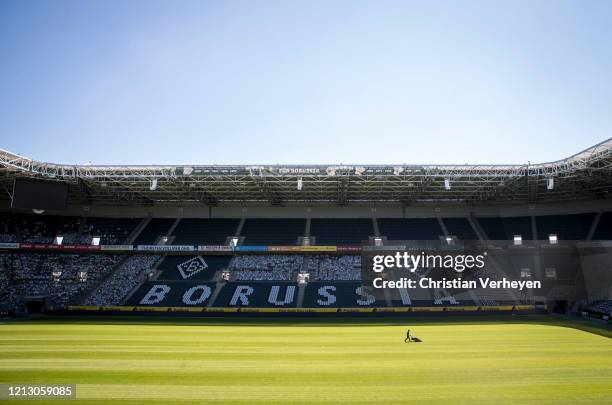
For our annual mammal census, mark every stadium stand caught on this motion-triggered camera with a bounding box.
[0,211,608,312]
[83,255,161,306]
[240,218,305,245]
[156,255,232,281]
[126,281,219,307]
[477,216,533,241]
[433,288,470,305]
[171,218,239,245]
[587,300,612,316]
[539,251,581,281]
[442,217,478,240]
[17,214,82,244]
[212,282,299,307]
[536,213,596,241]
[0,214,141,245]
[0,253,122,307]
[304,255,361,281]
[230,269,294,281]
[1,140,611,317]
[471,288,517,306]
[133,218,175,244]
[386,272,435,307]
[377,218,442,240]
[309,218,373,244]
[302,283,382,307]
[82,217,142,245]
[0,263,10,301]
[231,255,302,281]
[0,213,17,242]
[592,211,612,240]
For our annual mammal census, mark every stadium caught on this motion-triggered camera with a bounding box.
[2,1,612,403]
[1,141,611,403]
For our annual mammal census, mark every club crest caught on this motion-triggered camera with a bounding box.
[177,256,208,279]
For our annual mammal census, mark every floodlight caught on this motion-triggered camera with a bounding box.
[548,234,558,244]
[513,235,522,245]
[298,272,310,284]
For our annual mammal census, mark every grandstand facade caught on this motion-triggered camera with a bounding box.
[0,141,611,319]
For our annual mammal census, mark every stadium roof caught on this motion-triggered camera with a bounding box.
[1,139,612,206]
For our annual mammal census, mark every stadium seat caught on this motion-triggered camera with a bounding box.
[240,218,305,245]
[133,218,176,244]
[309,218,373,244]
[84,217,142,245]
[377,218,442,240]
[442,218,478,240]
[477,216,533,241]
[536,213,596,241]
[592,211,612,240]
[171,218,239,245]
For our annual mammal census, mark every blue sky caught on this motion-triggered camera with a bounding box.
[1,0,611,165]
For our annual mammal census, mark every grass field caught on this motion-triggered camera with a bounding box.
[0,315,611,404]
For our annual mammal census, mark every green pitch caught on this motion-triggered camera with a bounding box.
[0,316,610,404]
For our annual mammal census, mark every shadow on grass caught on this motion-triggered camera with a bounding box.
[2,313,610,338]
